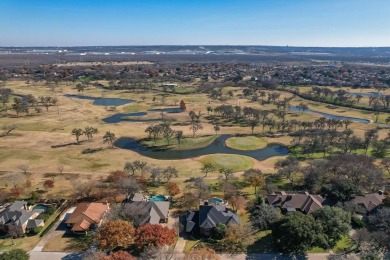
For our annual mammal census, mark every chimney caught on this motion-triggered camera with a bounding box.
[203,201,209,206]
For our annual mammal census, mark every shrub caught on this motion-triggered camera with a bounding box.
[351,215,364,229]
[82,147,103,154]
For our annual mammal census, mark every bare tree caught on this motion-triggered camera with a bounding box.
[162,166,178,182]
[1,124,16,136]
[18,164,29,175]
[57,165,64,174]
[190,121,203,138]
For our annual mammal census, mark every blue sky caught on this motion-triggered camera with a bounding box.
[0,0,389,47]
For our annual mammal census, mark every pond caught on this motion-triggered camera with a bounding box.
[289,106,371,124]
[114,134,288,160]
[64,94,135,106]
[349,92,382,97]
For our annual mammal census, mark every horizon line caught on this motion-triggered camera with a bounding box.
[1,44,390,48]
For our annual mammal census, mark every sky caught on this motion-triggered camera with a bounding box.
[0,0,389,47]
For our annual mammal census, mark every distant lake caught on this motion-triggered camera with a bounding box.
[349,92,382,97]
[289,106,370,124]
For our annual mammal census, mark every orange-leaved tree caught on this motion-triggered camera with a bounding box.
[97,221,136,250]
[165,182,181,197]
[135,224,176,251]
[99,250,136,260]
[185,248,220,260]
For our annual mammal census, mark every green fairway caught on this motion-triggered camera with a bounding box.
[140,135,219,150]
[199,154,254,172]
[226,136,268,150]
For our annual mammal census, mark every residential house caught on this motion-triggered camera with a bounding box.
[184,204,239,236]
[266,191,325,214]
[126,200,170,225]
[0,201,45,235]
[350,192,385,214]
[65,202,109,234]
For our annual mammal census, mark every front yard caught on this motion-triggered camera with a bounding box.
[42,233,95,252]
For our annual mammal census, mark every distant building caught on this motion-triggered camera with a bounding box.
[65,202,109,234]
[0,201,45,235]
[266,191,325,214]
[184,204,239,236]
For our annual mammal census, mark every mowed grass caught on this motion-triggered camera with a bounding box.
[308,235,351,253]
[183,239,201,253]
[140,135,219,150]
[199,154,254,172]
[225,136,268,150]
[0,236,40,251]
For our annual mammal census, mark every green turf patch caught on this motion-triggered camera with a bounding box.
[225,136,268,150]
[199,154,253,172]
[140,135,219,151]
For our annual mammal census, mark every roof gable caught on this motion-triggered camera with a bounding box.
[66,202,109,226]
[267,192,325,214]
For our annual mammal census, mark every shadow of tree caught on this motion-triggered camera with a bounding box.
[246,232,277,253]
[63,232,95,252]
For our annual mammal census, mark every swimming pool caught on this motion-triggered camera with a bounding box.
[33,204,48,211]
[150,195,167,201]
[208,197,223,205]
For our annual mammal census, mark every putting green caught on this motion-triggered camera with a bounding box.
[225,136,268,150]
[199,154,254,172]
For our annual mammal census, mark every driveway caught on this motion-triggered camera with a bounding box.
[166,212,186,255]
[31,206,76,252]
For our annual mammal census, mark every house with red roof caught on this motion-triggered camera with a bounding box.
[65,202,109,234]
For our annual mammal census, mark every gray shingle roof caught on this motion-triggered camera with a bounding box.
[8,201,28,211]
[267,192,325,214]
[127,201,170,225]
[186,205,239,233]
[0,201,43,230]
[26,219,44,229]
[129,193,144,202]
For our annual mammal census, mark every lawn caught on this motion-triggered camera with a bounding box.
[42,234,73,252]
[225,136,268,150]
[308,235,352,253]
[0,236,41,251]
[246,230,277,253]
[183,239,201,253]
[199,154,254,172]
[140,135,219,151]
[42,232,95,252]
